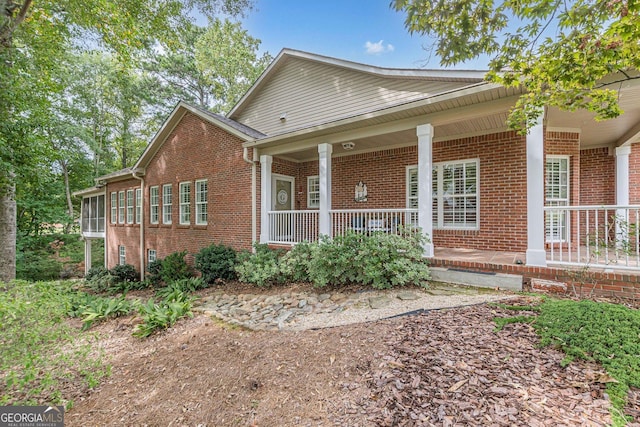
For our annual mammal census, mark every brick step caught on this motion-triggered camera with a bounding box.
[430,267,523,291]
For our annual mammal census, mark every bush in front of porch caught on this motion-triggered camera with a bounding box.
[236,230,431,289]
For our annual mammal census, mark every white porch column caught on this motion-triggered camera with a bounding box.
[417,124,434,257]
[318,143,333,237]
[526,115,547,266]
[615,145,631,242]
[84,239,92,274]
[260,155,273,243]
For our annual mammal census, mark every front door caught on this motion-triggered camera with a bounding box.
[272,175,294,241]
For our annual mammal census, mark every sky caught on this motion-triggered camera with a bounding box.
[233,0,491,71]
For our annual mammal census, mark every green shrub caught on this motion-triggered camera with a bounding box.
[77,295,136,330]
[109,264,139,284]
[195,243,237,283]
[16,253,62,282]
[279,241,314,283]
[145,260,164,287]
[235,244,284,287]
[159,251,194,283]
[155,277,206,300]
[85,266,108,282]
[133,294,193,338]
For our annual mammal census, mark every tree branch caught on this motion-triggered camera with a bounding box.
[0,0,33,47]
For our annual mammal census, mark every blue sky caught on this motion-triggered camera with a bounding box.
[236,0,490,70]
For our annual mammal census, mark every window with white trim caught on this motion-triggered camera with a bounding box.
[545,156,570,242]
[406,167,419,225]
[179,182,191,225]
[135,188,142,224]
[407,159,479,230]
[118,245,126,265]
[126,190,134,224]
[110,192,117,224]
[118,191,125,224]
[307,176,319,208]
[150,186,159,224]
[162,184,172,224]
[148,249,157,263]
[195,179,208,225]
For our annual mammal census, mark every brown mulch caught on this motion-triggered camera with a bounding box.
[65,295,621,426]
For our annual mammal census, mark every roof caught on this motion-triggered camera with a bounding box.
[95,168,133,182]
[228,48,487,119]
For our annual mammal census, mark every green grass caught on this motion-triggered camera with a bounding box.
[497,298,640,426]
[0,280,110,408]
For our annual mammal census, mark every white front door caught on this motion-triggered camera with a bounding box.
[272,175,295,241]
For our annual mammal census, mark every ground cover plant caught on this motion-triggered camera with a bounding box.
[0,280,110,408]
[496,298,640,426]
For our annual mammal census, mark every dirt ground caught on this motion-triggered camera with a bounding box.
[64,286,636,427]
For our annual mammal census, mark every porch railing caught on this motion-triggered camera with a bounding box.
[268,210,319,244]
[266,208,419,244]
[330,209,419,239]
[544,205,640,270]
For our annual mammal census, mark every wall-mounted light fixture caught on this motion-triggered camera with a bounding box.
[342,142,355,150]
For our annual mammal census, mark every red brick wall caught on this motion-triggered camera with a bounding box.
[580,147,615,205]
[106,178,142,271]
[106,112,253,271]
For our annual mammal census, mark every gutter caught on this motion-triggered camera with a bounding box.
[132,169,145,281]
[243,147,258,250]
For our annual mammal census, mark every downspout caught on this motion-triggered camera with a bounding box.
[132,170,145,281]
[243,147,257,248]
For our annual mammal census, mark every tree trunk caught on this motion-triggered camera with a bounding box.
[0,181,17,283]
[60,160,74,234]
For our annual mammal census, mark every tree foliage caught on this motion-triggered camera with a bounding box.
[393,0,640,131]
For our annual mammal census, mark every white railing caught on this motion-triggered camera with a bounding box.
[544,205,640,270]
[268,210,319,244]
[331,209,419,239]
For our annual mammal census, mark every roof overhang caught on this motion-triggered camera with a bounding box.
[72,186,106,198]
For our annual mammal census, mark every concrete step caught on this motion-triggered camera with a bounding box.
[430,267,523,292]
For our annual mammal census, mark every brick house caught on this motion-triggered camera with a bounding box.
[77,49,640,297]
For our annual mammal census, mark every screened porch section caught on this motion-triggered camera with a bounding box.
[81,194,106,237]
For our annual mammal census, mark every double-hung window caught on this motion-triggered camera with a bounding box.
[148,249,157,264]
[179,182,191,225]
[407,158,479,230]
[195,179,208,225]
[118,191,125,224]
[307,176,319,208]
[110,192,117,224]
[135,188,142,224]
[150,186,159,224]
[406,167,419,225]
[126,190,134,224]
[545,156,570,242]
[118,245,126,265]
[162,184,172,224]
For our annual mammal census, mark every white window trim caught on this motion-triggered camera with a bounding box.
[195,179,208,225]
[307,175,319,209]
[150,186,159,224]
[110,192,117,224]
[407,158,480,231]
[545,155,570,242]
[406,166,418,209]
[162,184,172,225]
[135,188,142,224]
[118,245,126,265]
[118,191,125,224]
[179,182,191,225]
[148,249,157,263]
[126,190,134,224]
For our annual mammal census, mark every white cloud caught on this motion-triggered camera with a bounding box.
[364,40,395,55]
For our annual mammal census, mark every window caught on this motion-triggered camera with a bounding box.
[407,159,479,230]
[135,188,142,224]
[126,190,134,224]
[179,182,191,225]
[148,249,157,264]
[195,179,208,225]
[162,184,172,224]
[118,245,126,265]
[307,176,320,208]
[406,167,418,225]
[150,186,159,224]
[546,156,570,241]
[110,192,117,224]
[118,191,125,224]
